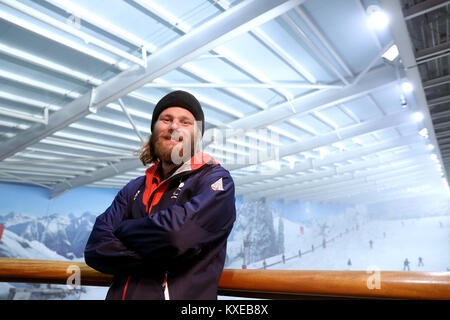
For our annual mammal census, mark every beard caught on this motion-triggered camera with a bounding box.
[151,130,197,165]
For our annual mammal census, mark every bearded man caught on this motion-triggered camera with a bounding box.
[85,90,236,300]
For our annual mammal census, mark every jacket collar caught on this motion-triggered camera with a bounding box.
[142,153,219,210]
[144,152,219,184]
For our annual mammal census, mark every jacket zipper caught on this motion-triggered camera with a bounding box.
[123,172,186,300]
[162,272,170,300]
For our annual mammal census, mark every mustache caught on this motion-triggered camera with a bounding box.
[160,131,187,141]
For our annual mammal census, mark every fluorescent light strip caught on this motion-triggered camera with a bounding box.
[0,43,103,85]
[133,0,192,33]
[0,68,81,99]
[251,28,317,84]
[46,0,158,52]
[152,78,244,118]
[0,9,129,70]
[180,62,267,110]
[214,46,294,100]
[1,0,143,66]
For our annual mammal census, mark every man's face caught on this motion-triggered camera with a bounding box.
[152,106,198,164]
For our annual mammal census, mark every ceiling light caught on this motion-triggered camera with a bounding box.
[412,111,424,122]
[418,128,428,137]
[367,5,389,30]
[332,142,345,152]
[430,153,438,161]
[319,148,329,159]
[352,137,362,144]
[382,44,399,61]
[427,144,435,150]
[401,81,413,94]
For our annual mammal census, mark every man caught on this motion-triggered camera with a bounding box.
[84,90,236,300]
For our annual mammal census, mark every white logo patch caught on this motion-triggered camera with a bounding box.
[211,178,224,191]
[171,181,184,199]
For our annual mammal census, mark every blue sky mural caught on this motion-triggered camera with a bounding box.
[0,182,120,217]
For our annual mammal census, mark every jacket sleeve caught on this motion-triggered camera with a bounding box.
[113,166,236,268]
[84,178,145,275]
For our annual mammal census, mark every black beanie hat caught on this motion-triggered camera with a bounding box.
[151,90,205,134]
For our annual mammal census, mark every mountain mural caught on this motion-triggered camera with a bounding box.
[0,211,97,260]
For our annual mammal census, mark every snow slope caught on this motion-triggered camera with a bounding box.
[241,215,450,272]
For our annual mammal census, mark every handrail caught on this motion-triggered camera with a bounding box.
[0,258,449,299]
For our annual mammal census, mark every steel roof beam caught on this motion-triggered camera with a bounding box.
[0,0,302,164]
[291,178,439,204]
[1,0,146,66]
[43,0,304,198]
[0,171,52,189]
[50,158,141,198]
[278,169,440,203]
[48,62,397,197]
[380,0,448,182]
[133,0,297,103]
[297,175,444,204]
[247,161,437,201]
[236,150,430,195]
[403,0,450,20]
[50,16,400,197]
[225,109,417,171]
[228,134,423,185]
[226,65,398,133]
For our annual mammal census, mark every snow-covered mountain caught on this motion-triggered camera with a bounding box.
[0,228,100,300]
[0,228,67,260]
[0,211,97,259]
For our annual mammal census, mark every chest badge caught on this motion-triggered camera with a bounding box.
[210,178,224,191]
[171,181,184,199]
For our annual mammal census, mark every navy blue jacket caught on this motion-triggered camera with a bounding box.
[84,154,236,300]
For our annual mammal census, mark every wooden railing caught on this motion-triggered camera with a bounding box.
[0,258,449,299]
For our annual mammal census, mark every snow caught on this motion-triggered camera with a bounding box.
[231,215,450,272]
[0,229,67,261]
[0,228,109,300]
[79,286,108,300]
[0,212,97,259]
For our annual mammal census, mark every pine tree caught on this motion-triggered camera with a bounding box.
[233,199,278,264]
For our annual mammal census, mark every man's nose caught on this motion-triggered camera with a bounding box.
[169,120,179,130]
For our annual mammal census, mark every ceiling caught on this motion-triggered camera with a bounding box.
[0,0,448,207]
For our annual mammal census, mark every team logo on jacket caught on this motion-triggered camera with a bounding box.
[171,181,185,199]
[211,178,224,191]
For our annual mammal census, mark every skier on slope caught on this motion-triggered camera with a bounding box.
[403,258,410,271]
[418,257,424,267]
